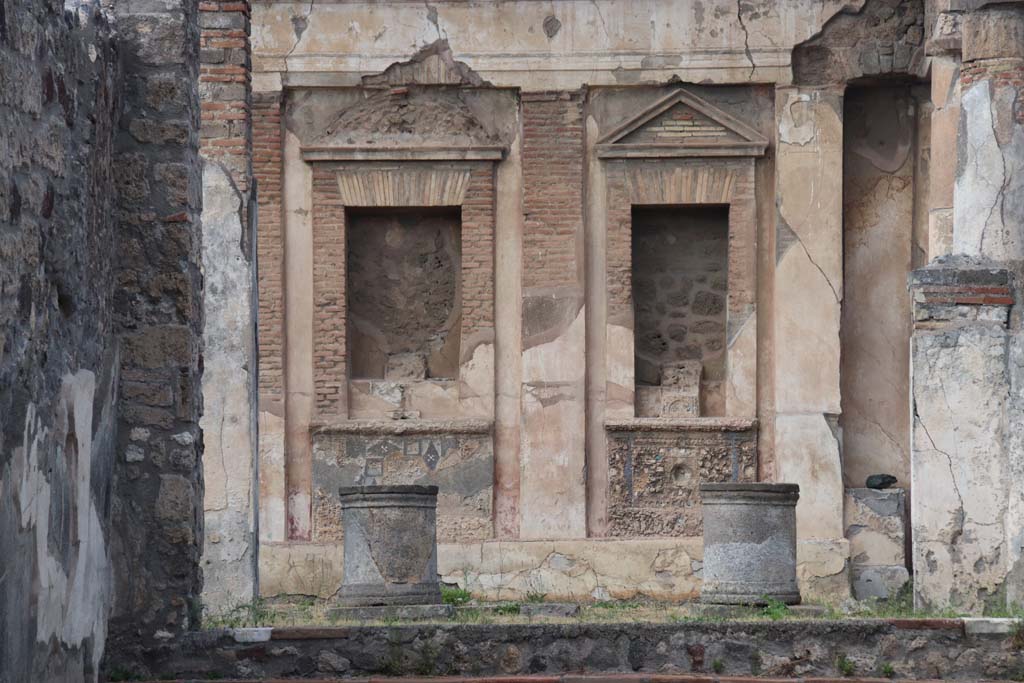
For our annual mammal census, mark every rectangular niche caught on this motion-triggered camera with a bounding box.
[632,205,729,417]
[346,207,462,382]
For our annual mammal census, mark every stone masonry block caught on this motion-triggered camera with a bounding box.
[845,487,907,568]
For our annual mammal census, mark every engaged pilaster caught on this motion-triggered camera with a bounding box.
[773,85,850,602]
[197,0,258,614]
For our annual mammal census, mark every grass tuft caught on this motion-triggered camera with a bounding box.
[441,586,473,606]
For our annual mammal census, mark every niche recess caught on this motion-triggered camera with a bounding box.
[599,87,767,420]
[346,207,462,382]
[632,205,729,417]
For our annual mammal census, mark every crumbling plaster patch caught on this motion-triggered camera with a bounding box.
[439,539,704,602]
[954,80,1024,262]
[251,0,870,87]
[201,161,258,612]
[913,323,1010,612]
[4,372,113,678]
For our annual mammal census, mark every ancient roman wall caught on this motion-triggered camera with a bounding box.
[244,0,946,605]
[2,0,207,675]
[910,2,1024,613]
[0,3,121,679]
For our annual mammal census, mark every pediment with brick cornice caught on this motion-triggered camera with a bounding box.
[597,89,768,159]
[302,88,506,162]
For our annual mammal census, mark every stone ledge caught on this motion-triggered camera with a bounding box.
[301,145,507,162]
[963,617,1018,635]
[310,418,494,435]
[604,417,757,432]
[325,604,455,622]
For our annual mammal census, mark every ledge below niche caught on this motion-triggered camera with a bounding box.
[604,416,757,432]
[311,418,493,436]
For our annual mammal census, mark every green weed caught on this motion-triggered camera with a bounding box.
[761,596,790,621]
[441,586,473,606]
[836,653,855,677]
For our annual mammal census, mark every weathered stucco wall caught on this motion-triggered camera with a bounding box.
[841,85,919,490]
[199,0,259,613]
[0,3,122,680]
[909,3,1024,615]
[245,0,937,604]
[251,0,868,88]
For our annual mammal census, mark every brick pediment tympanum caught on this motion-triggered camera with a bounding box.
[597,88,768,159]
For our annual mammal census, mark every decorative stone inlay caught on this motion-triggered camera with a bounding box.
[311,424,493,544]
[606,422,756,537]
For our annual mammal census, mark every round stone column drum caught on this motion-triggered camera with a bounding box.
[699,483,801,605]
[337,485,441,606]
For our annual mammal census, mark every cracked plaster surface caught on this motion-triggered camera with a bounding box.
[954,80,1024,262]
[251,0,872,87]
[439,539,704,602]
[2,372,113,679]
[200,162,258,611]
[912,324,1010,612]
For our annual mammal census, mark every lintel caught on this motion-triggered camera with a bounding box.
[301,146,507,162]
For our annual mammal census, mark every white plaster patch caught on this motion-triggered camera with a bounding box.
[775,414,844,540]
[521,304,586,384]
[912,325,1010,612]
[11,371,113,677]
[954,81,1024,261]
[779,91,815,146]
[200,160,258,611]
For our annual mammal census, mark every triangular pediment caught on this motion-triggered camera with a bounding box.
[597,89,768,159]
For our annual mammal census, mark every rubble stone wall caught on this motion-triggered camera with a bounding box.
[632,207,730,389]
[147,619,1023,681]
[0,3,122,680]
[106,0,206,667]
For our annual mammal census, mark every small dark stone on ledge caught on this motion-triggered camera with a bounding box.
[866,474,898,490]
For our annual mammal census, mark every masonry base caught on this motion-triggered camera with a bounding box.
[123,619,1023,681]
